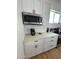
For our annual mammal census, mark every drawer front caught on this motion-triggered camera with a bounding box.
[50,36,58,45]
[44,43,55,51]
[43,36,58,52]
[48,44,55,50]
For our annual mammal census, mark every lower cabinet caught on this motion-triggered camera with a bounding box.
[24,39,43,58]
[24,36,58,58]
[43,36,58,52]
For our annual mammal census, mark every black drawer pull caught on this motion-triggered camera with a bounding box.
[34,40,38,42]
[50,45,53,47]
[50,40,53,42]
[51,37,54,38]
[35,45,38,48]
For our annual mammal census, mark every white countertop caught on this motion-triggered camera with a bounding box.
[24,32,58,43]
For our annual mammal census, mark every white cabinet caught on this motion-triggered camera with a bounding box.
[22,0,33,13]
[43,36,58,52]
[24,42,36,58]
[34,0,42,15]
[24,34,58,58]
[24,39,43,58]
[22,0,51,25]
[22,0,42,15]
[35,39,44,54]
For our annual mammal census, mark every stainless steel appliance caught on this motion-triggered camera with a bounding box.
[22,12,43,25]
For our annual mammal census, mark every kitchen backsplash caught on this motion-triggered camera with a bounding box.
[24,23,60,34]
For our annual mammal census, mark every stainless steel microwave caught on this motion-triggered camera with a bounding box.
[22,12,43,25]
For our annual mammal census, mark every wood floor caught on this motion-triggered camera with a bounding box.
[30,47,61,59]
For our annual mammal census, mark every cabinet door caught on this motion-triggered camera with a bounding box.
[22,0,33,12]
[43,37,52,52]
[24,42,37,58]
[34,0,42,15]
[34,39,43,55]
[24,39,43,58]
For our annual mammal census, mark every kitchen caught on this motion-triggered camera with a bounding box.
[17,0,61,59]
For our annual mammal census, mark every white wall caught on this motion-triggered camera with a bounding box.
[17,0,25,59]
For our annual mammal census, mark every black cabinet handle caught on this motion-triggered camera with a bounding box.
[50,40,53,42]
[34,40,38,42]
[35,45,38,48]
[50,45,53,47]
[51,37,54,38]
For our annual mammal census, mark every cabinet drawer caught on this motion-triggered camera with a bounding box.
[44,37,57,43]
[43,43,55,52]
[24,39,43,58]
[43,36,58,52]
[49,44,55,49]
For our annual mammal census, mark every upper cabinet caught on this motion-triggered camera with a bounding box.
[22,0,51,25]
[22,0,33,13]
[22,0,42,15]
[34,0,42,15]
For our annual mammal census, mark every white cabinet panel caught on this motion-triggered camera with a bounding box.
[43,37,53,51]
[34,39,43,55]
[51,36,58,47]
[22,0,42,15]
[43,36,58,52]
[24,35,58,58]
[22,0,33,12]
[24,43,37,58]
[24,39,43,58]
[34,0,42,15]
